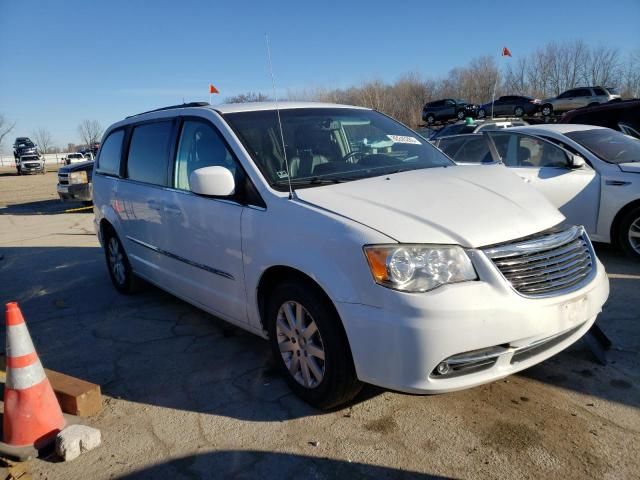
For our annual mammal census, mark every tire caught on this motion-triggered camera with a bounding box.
[514,106,525,117]
[477,108,486,119]
[587,102,599,108]
[426,114,435,125]
[103,229,142,294]
[618,207,640,259]
[456,109,466,120]
[541,104,553,117]
[266,280,362,409]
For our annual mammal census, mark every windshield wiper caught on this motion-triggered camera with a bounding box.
[273,176,347,187]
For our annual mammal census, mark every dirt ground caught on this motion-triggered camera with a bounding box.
[0,166,638,479]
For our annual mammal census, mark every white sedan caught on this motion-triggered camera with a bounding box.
[436,124,640,258]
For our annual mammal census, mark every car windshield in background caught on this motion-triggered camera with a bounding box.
[224,108,452,189]
[565,129,640,164]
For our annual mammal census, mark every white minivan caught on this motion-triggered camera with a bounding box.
[93,102,609,409]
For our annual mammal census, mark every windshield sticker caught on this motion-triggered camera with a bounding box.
[276,170,289,179]
[387,135,422,145]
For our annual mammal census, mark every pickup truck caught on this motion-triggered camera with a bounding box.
[57,161,94,203]
[17,154,45,175]
[65,152,93,165]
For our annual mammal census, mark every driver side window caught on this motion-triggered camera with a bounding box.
[514,135,569,168]
[174,120,239,191]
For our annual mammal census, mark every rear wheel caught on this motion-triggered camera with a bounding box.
[541,104,553,117]
[514,106,525,117]
[267,280,362,409]
[456,109,466,120]
[104,229,141,293]
[619,207,640,259]
[477,108,486,119]
[426,114,435,125]
[587,102,599,108]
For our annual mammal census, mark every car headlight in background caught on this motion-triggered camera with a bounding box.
[364,245,477,292]
[69,171,88,184]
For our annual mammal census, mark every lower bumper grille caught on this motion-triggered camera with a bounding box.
[484,226,595,297]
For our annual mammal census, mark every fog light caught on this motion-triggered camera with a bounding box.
[436,362,450,375]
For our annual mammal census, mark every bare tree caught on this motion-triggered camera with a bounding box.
[0,114,17,149]
[225,92,270,103]
[32,128,53,154]
[77,120,103,148]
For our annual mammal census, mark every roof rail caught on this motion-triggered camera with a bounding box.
[126,102,210,119]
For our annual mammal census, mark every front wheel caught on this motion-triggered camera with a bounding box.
[267,280,362,409]
[514,106,525,117]
[619,207,640,259]
[477,108,486,119]
[425,114,435,125]
[541,104,553,117]
[456,110,466,120]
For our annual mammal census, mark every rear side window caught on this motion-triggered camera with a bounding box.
[96,130,124,176]
[592,87,606,96]
[127,121,174,185]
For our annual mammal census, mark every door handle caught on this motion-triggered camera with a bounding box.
[164,204,181,215]
[147,200,162,211]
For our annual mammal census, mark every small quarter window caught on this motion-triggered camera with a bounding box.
[96,130,124,176]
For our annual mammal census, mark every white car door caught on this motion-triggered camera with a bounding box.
[157,117,248,324]
[487,131,600,234]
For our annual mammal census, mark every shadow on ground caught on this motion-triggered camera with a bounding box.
[0,243,638,424]
[118,450,452,479]
[0,199,89,215]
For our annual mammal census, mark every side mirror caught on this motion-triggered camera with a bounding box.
[570,154,586,169]
[189,166,235,197]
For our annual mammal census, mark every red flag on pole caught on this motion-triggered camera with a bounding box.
[502,47,512,57]
[209,84,219,94]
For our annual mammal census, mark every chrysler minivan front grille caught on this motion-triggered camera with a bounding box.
[484,226,595,297]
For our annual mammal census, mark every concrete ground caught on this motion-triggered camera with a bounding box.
[0,167,638,479]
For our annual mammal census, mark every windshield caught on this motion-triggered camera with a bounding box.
[565,129,640,164]
[224,108,452,189]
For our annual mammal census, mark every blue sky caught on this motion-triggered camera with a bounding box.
[1,0,639,150]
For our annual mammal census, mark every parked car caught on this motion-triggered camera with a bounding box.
[429,119,528,140]
[477,95,541,119]
[16,154,45,175]
[436,124,640,259]
[57,160,93,203]
[13,137,39,161]
[559,99,640,139]
[422,99,478,125]
[93,101,609,409]
[541,86,621,117]
[66,152,90,165]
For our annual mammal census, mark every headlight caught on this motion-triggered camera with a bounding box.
[69,171,88,184]
[364,245,477,292]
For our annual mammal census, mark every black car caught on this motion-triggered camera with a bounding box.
[57,161,94,204]
[477,95,541,119]
[13,137,39,161]
[559,99,640,139]
[422,99,478,125]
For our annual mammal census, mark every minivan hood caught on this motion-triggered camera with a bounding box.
[618,162,640,174]
[294,165,564,248]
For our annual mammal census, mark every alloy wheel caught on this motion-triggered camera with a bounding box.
[108,237,126,286]
[276,301,326,388]
[629,216,640,255]
[515,107,524,117]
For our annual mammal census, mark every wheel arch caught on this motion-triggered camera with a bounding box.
[610,199,640,246]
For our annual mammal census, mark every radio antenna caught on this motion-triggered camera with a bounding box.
[265,34,294,200]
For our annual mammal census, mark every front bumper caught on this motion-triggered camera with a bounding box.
[19,163,44,173]
[57,183,92,202]
[337,257,609,394]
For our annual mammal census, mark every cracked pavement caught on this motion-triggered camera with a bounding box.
[0,167,639,479]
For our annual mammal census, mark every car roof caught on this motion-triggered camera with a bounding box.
[510,124,608,134]
[213,101,368,114]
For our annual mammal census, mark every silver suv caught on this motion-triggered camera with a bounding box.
[541,86,620,116]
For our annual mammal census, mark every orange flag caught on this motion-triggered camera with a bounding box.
[502,47,512,57]
[209,84,219,94]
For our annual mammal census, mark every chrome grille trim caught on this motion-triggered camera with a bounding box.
[484,226,596,298]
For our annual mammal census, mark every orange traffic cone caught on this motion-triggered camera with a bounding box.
[3,302,65,447]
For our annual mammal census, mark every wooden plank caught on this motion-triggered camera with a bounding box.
[0,355,102,417]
